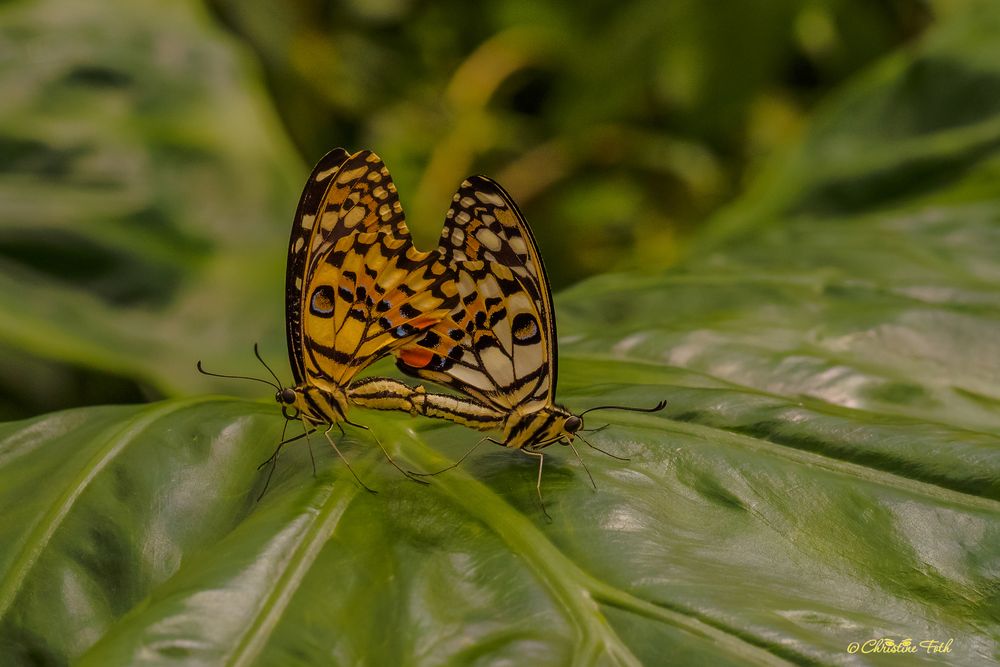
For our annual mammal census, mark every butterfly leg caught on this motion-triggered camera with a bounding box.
[566,440,597,491]
[256,423,317,501]
[520,449,551,521]
[257,455,279,502]
[344,419,429,485]
[305,421,319,476]
[323,424,377,494]
[411,435,500,477]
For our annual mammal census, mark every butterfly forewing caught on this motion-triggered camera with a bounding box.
[302,231,458,387]
[286,148,350,385]
[288,148,457,392]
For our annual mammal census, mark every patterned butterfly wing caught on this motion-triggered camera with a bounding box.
[396,176,556,411]
[288,149,457,389]
[286,148,349,385]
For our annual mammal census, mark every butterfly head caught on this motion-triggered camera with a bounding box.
[276,387,299,419]
[276,383,349,425]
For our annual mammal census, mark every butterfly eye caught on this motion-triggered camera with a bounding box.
[279,388,297,405]
[564,416,582,433]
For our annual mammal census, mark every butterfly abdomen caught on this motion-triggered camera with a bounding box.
[415,392,505,431]
[349,377,504,430]
[348,377,421,414]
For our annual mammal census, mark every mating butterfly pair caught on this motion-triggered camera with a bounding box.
[223,148,664,515]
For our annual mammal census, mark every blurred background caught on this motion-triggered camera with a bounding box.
[210,0,930,283]
[0,0,936,419]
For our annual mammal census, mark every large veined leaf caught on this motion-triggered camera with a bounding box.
[0,378,995,665]
[3,3,1000,667]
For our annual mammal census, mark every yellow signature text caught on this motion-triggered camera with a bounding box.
[847,638,953,655]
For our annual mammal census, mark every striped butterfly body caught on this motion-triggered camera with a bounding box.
[380,176,666,513]
[275,148,465,489]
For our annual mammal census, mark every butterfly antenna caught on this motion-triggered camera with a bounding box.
[578,399,667,417]
[197,360,280,391]
[566,440,597,490]
[577,432,630,461]
[253,343,285,389]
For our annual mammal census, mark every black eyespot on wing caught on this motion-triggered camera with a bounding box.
[338,286,353,301]
[355,285,367,301]
[511,312,541,345]
[310,285,335,317]
[449,328,464,341]
[399,303,419,319]
[376,299,392,313]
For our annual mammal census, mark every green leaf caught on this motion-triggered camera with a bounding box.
[3,2,1000,666]
[1,398,779,666]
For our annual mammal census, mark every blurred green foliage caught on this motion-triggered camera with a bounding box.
[210,0,930,285]
[0,0,933,419]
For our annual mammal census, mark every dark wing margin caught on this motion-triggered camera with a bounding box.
[286,148,416,385]
[286,148,350,385]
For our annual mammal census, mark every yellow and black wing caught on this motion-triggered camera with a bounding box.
[286,149,459,389]
[396,177,556,411]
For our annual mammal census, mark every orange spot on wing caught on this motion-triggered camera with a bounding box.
[399,347,434,369]
[409,316,439,331]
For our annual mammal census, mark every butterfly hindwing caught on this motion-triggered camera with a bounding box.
[396,176,555,411]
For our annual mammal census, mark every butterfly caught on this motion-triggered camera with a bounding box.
[388,175,666,514]
[203,148,465,492]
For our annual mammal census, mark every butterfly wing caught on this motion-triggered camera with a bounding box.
[287,149,457,388]
[396,176,556,410]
